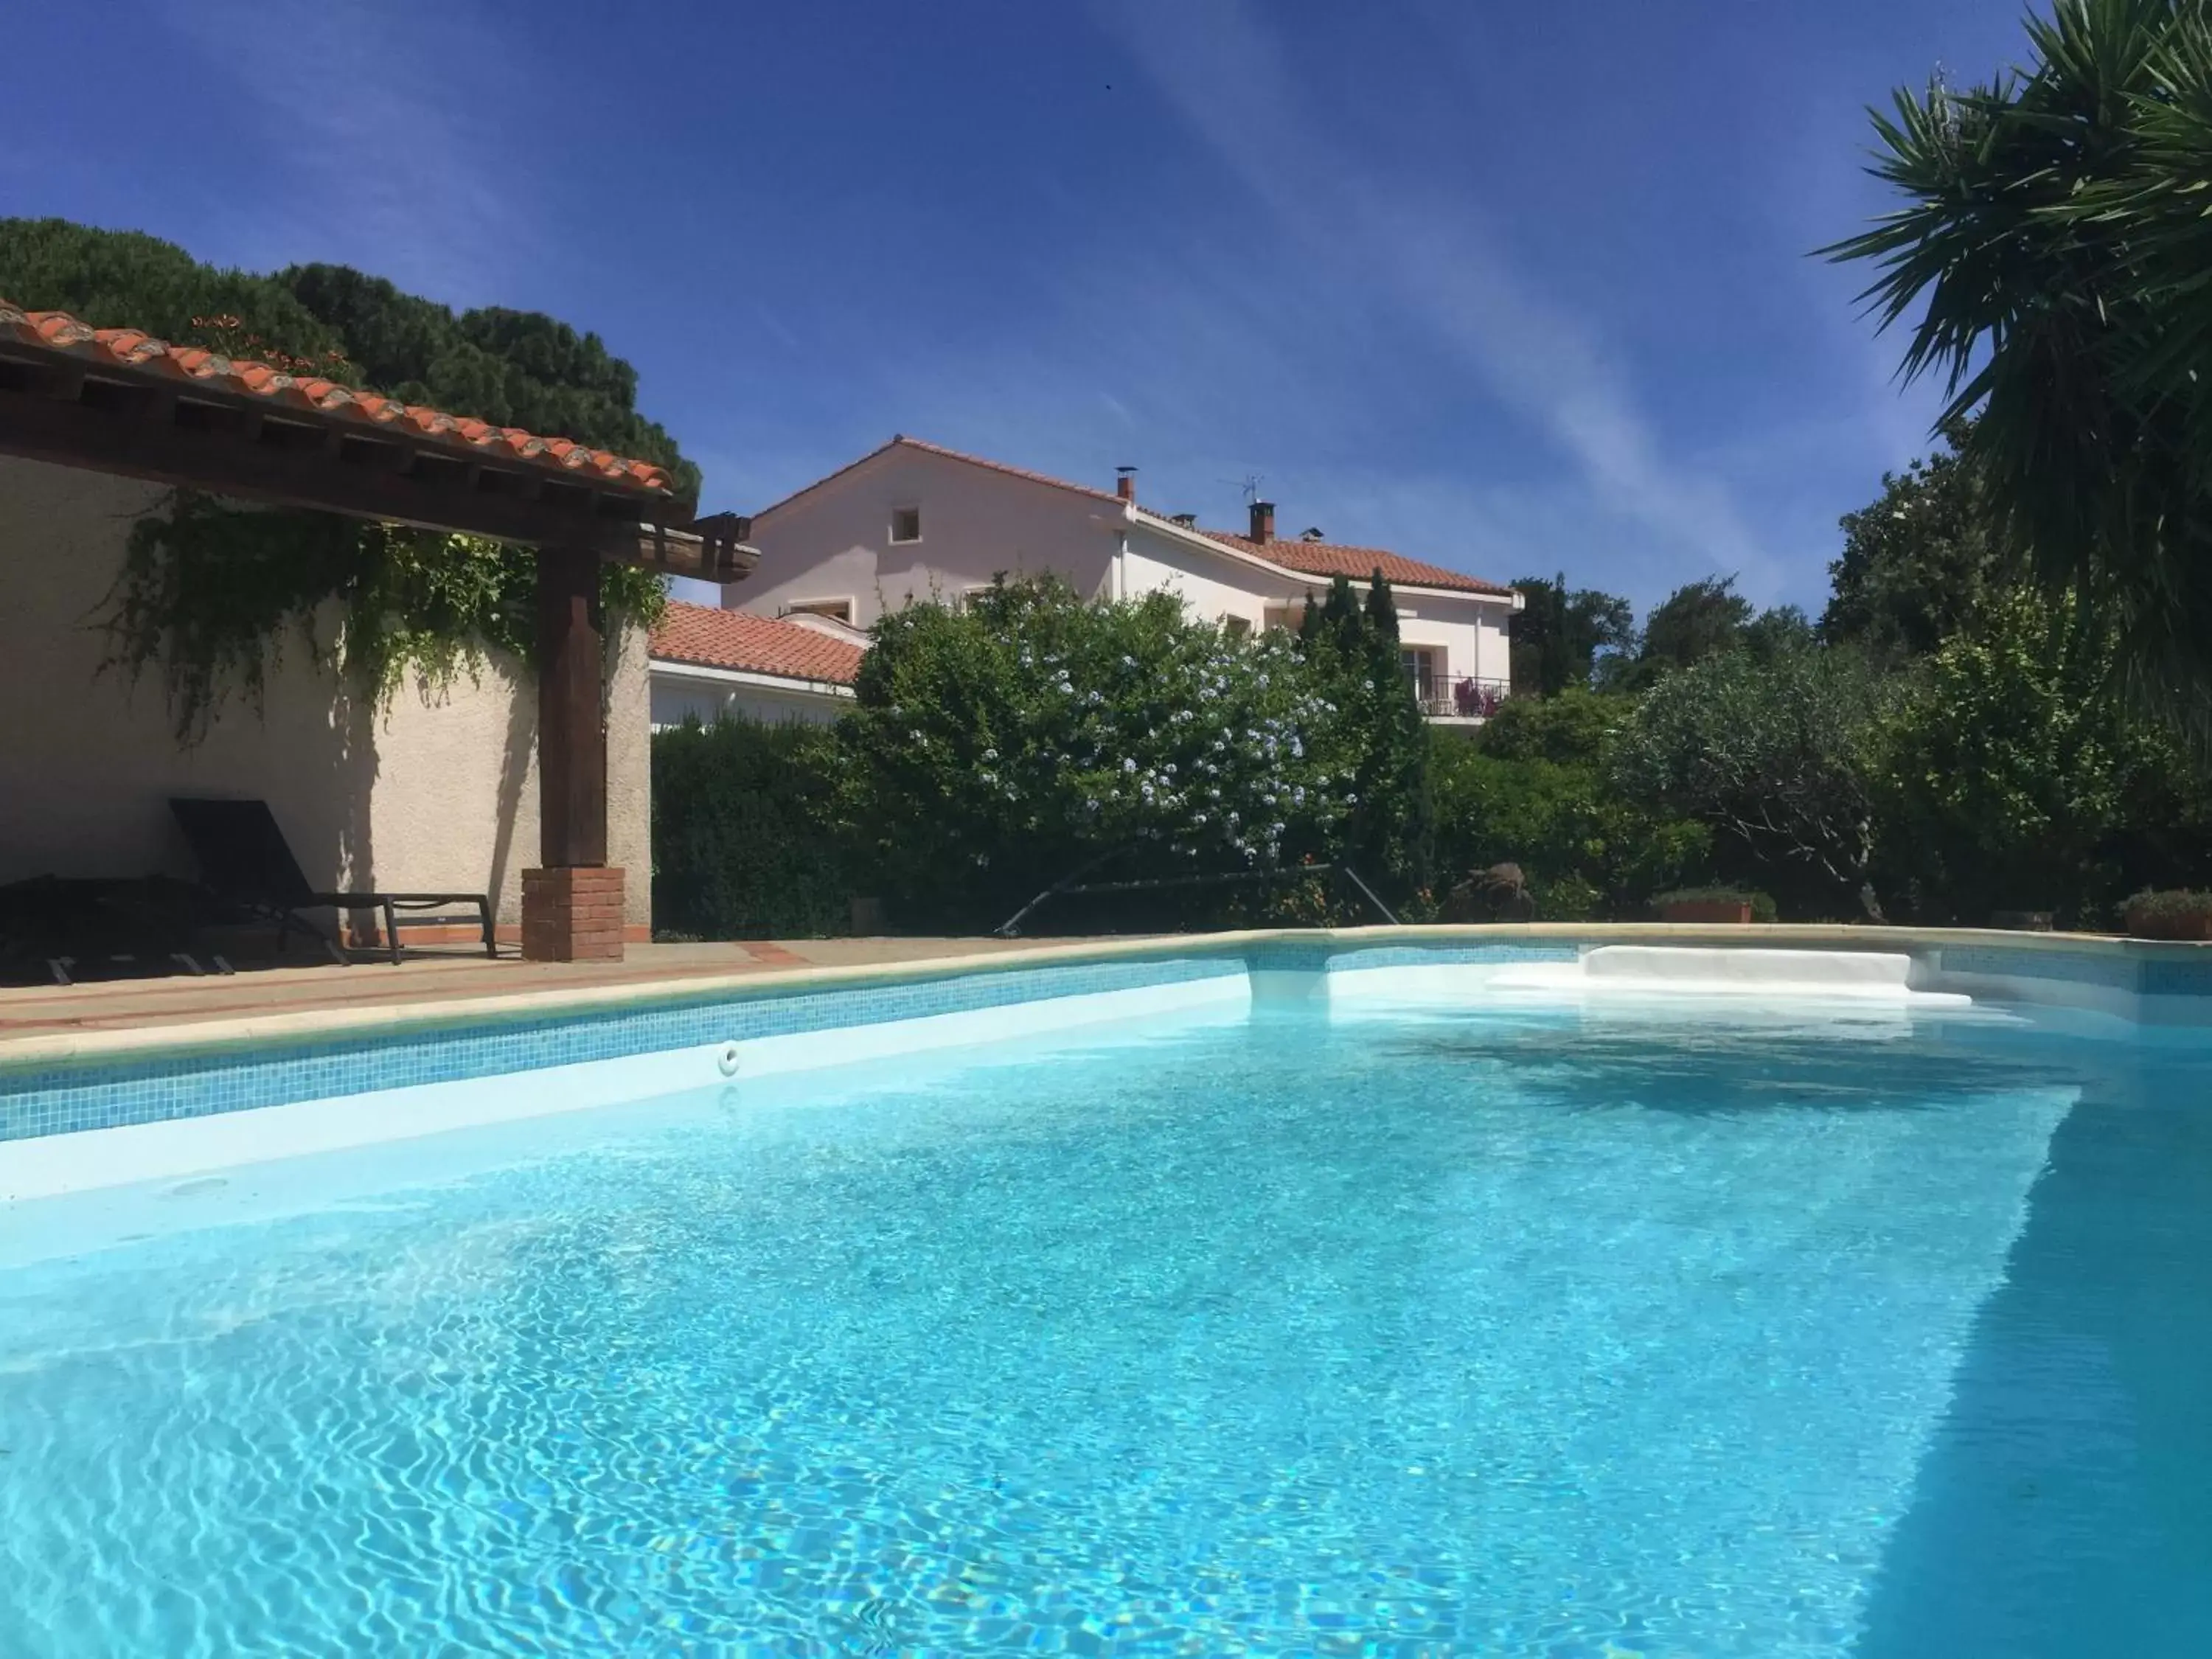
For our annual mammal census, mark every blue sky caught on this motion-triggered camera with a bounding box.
[3,1,2030,613]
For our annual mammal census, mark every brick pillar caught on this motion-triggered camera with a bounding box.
[521,866,627,962]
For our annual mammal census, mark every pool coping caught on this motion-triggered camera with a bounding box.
[4,922,2205,1075]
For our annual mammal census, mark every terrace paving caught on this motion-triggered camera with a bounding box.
[0,938,1092,1049]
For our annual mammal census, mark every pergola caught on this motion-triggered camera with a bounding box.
[0,301,757,962]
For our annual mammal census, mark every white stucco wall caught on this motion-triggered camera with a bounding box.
[0,454,649,932]
[1119,520,1515,691]
[1119,522,1276,630]
[732,447,1121,625]
[649,667,850,729]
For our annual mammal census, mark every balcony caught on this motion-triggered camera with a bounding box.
[1410,673,1511,723]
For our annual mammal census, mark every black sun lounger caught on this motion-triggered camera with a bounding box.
[169,797,494,964]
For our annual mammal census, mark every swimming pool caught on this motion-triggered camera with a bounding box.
[1,942,2208,1655]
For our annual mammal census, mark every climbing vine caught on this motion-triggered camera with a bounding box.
[104,490,667,744]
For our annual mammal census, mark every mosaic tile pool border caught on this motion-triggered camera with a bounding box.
[0,951,1245,1145]
[3,934,2205,1147]
[1938,944,2212,998]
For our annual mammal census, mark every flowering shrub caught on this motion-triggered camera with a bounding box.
[839,577,1365,925]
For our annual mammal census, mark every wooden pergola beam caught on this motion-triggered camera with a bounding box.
[0,366,675,559]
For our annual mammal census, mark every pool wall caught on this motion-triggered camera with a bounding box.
[3,926,2208,1200]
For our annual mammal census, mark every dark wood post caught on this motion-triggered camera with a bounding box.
[521,544,625,961]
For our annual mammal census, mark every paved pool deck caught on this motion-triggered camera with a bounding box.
[0,938,1098,1048]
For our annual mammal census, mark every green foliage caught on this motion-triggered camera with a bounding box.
[1613,645,1895,914]
[1637,574,1755,674]
[108,491,665,742]
[1431,731,1712,920]
[1307,572,1433,893]
[1508,573,1635,695]
[1741,605,1815,664]
[1827,0,2212,731]
[1871,589,2189,922]
[0,218,347,369]
[276,263,696,498]
[1822,420,2003,659]
[838,577,1364,928]
[651,718,850,939]
[0,220,697,495]
[1474,686,1623,766]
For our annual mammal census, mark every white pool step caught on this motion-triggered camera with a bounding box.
[1489,946,1969,1006]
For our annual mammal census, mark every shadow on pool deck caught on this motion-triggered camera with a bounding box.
[1851,1043,2212,1656]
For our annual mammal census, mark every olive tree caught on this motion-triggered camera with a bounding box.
[1611,646,1896,916]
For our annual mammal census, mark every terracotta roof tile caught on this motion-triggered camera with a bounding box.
[757,434,1121,518]
[650,601,864,684]
[0,299,677,496]
[1164,523,1515,598]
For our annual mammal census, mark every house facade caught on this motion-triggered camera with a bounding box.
[723,437,1521,722]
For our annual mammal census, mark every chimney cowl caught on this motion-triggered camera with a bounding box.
[1115,465,1136,502]
[1249,500,1276,544]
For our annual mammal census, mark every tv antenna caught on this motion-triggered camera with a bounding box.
[1217,472,1265,505]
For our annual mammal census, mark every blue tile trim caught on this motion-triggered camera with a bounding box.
[1941,946,2142,992]
[5,936,2202,1147]
[2141,958,2212,998]
[0,953,1240,1145]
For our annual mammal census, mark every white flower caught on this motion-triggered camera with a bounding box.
[982,748,998,762]
[1122,757,1138,773]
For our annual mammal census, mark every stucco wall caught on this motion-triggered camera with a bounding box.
[733,448,1119,625]
[648,669,848,729]
[1120,521,1513,685]
[1119,522,1276,630]
[0,454,648,930]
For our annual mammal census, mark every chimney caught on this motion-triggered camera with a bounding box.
[1249,499,1275,544]
[1115,465,1136,502]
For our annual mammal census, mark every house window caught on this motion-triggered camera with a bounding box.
[785,598,854,625]
[889,506,922,544]
[1401,647,1439,706]
[1222,616,1253,641]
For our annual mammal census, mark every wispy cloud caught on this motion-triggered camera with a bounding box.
[153,0,541,302]
[1110,1,1774,594]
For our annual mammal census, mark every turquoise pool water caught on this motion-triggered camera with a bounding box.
[0,999,2206,1655]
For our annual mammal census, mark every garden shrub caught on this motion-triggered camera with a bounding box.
[651,717,849,939]
[2121,889,2212,940]
[1871,590,2188,925]
[837,577,1370,930]
[1429,728,1711,920]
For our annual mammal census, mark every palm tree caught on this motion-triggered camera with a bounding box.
[1828,0,2212,731]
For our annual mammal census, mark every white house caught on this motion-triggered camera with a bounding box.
[723,436,1522,722]
[647,602,863,729]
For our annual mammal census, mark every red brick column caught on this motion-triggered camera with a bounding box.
[521,866,626,961]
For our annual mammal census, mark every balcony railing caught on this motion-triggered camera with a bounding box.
[1410,674,1511,720]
